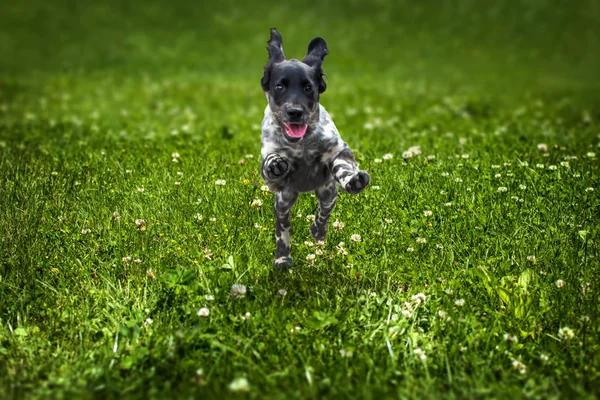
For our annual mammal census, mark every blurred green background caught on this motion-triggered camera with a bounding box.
[1,0,600,97]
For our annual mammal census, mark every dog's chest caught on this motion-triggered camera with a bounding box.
[284,145,330,192]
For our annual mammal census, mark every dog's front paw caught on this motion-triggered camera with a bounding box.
[309,222,327,242]
[345,171,370,194]
[267,157,290,180]
[273,256,294,270]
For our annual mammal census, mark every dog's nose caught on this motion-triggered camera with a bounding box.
[286,108,303,121]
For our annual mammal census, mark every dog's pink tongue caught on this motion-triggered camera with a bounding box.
[284,123,308,138]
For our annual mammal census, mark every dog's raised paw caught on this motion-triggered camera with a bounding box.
[346,171,370,194]
[267,157,290,179]
[273,256,294,270]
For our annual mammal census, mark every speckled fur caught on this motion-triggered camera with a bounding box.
[260,29,370,269]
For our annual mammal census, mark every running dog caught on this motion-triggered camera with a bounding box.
[260,28,370,269]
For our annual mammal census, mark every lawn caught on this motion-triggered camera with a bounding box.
[1,0,599,399]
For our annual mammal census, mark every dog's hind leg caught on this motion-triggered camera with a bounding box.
[273,189,299,270]
[310,179,338,242]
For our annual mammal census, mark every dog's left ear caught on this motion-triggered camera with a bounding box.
[302,37,328,93]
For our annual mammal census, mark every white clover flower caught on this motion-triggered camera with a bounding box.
[125,169,133,174]
[137,187,145,193]
[512,360,527,374]
[537,143,548,152]
[339,349,353,358]
[519,184,527,190]
[435,243,444,249]
[384,218,393,224]
[585,187,594,192]
[231,283,247,299]
[548,165,557,170]
[560,161,570,167]
[174,181,181,185]
[315,248,324,256]
[209,217,217,222]
[426,155,436,160]
[351,234,362,242]
[250,199,263,207]
[555,279,565,288]
[408,145,422,155]
[413,348,427,361]
[503,333,517,342]
[316,240,326,247]
[424,210,433,217]
[122,256,132,263]
[558,326,574,340]
[215,179,226,186]
[495,173,502,178]
[260,185,270,192]
[203,248,212,260]
[81,228,91,235]
[371,185,381,190]
[411,293,426,304]
[461,154,470,159]
[333,220,345,232]
[228,377,250,392]
[336,242,348,256]
[587,152,596,158]
[146,269,155,279]
[444,202,452,207]
[491,165,501,169]
[383,153,393,160]
[133,258,142,264]
[204,295,215,301]
[455,178,463,183]
[497,187,508,193]
[582,282,591,294]
[374,158,383,163]
[526,255,536,263]
[278,289,288,296]
[254,223,262,229]
[401,309,412,318]
[306,254,316,264]
[540,354,549,363]
[438,310,447,320]
[416,237,427,244]
[144,318,153,325]
[172,152,180,159]
[197,307,210,317]
[304,241,314,247]
[455,298,465,307]
[406,247,414,253]
[536,164,544,169]
[441,172,450,177]
[194,214,203,222]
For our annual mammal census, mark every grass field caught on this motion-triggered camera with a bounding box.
[1,1,599,398]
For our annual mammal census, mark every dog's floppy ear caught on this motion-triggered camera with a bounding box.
[302,37,328,93]
[261,28,285,92]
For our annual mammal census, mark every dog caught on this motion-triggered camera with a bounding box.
[260,28,370,269]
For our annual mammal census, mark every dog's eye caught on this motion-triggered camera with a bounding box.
[275,84,284,92]
[304,84,313,93]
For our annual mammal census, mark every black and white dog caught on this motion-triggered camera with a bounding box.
[260,28,370,269]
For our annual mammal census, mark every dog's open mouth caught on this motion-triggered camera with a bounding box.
[283,123,308,140]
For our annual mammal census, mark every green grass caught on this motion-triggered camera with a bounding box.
[1,0,599,399]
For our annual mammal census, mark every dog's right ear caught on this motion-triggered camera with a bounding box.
[261,28,285,92]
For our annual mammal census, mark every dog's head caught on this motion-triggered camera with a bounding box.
[261,28,328,142]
